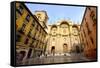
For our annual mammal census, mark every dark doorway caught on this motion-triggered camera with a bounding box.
[63,43,68,53]
[51,46,55,50]
[27,48,32,58]
[51,46,55,56]
[76,46,80,53]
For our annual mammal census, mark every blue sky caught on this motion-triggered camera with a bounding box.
[25,3,86,25]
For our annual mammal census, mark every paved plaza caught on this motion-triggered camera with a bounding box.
[19,53,96,65]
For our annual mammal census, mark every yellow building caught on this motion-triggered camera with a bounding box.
[46,19,81,55]
[16,2,48,62]
[80,7,97,59]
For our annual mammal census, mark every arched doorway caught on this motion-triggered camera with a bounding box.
[63,43,68,53]
[76,46,80,53]
[51,46,55,56]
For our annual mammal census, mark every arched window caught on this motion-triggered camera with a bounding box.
[51,25,57,35]
[72,25,79,35]
[60,22,69,35]
[37,14,41,20]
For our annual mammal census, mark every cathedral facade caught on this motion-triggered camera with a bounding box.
[46,20,81,55]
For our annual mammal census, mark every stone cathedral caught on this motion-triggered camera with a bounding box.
[46,19,80,55]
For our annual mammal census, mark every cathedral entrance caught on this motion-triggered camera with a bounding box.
[51,46,55,56]
[63,43,68,53]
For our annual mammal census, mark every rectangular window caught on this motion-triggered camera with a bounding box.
[16,5,23,15]
[30,40,34,47]
[86,22,91,34]
[83,30,86,38]
[24,38,29,44]
[90,11,96,25]
[27,31,31,37]
[19,23,26,34]
[26,14,30,22]
[38,26,40,31]
[22,24,26,31]
[16,34,21,42]
[24,20,28,24]
[36,25,38,30]
[90,37,94,44]
[19,20,28,33]
[34,31,37,39]
[32,20,35,27]
[16,12,21,20]
[28,25,33,37]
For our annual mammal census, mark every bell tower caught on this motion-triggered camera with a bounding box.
[34,10,49,28]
